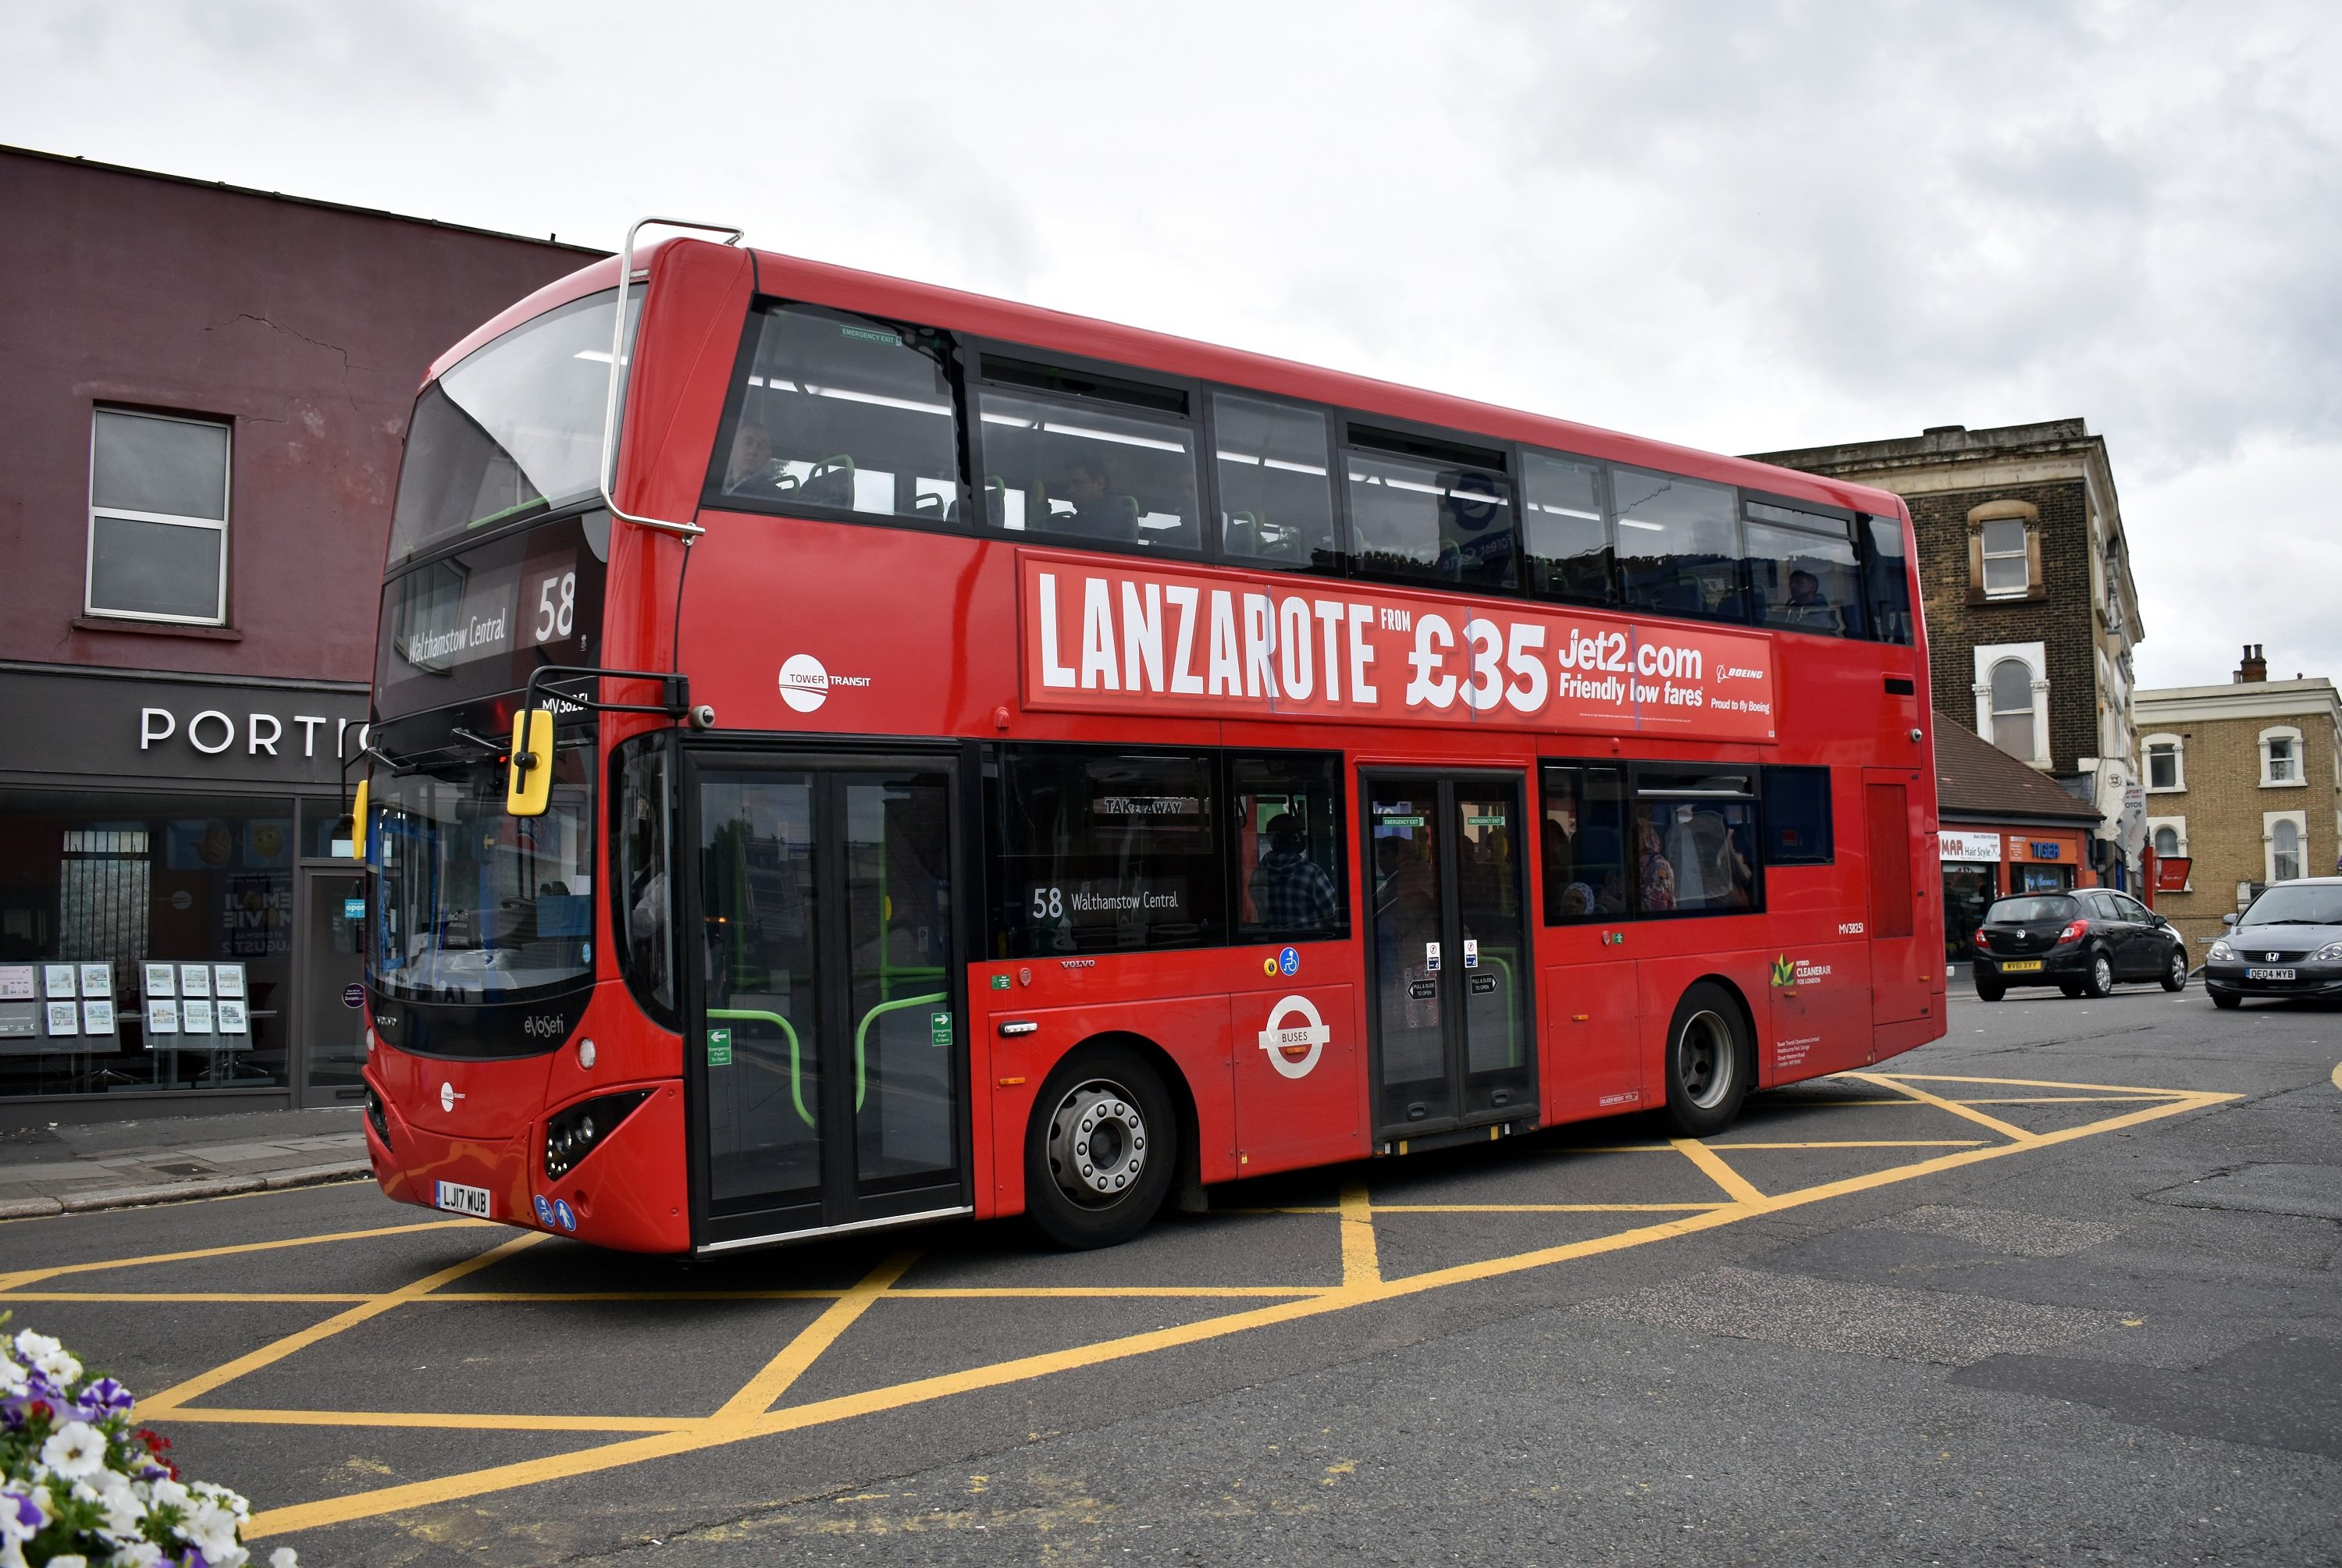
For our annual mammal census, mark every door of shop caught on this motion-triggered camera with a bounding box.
[1361,771,1536,1143]
[684,750,966,1251]
[296,866,368,1105]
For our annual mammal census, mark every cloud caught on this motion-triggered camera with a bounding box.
[2,0,2337,687]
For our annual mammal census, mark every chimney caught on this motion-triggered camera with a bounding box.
[2237,644,2268,683]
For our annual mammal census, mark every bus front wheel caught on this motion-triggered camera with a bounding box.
[1023,1042,1177,1250]
[1662,982,1753,1140]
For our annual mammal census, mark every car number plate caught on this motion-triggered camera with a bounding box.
[2000,960,2043,972]
[2246,967,2296,981]
[434,1179,492,1218]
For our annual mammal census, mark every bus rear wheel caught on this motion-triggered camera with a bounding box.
[1023,1042,1176,1250]
[1662,982,1752,1139]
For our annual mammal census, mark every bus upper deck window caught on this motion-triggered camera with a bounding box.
[1343,426,1515,595]
[976,363,1201,553]
[1862,514,1917,645]
[712,304,965,524]
[1613,468,1742,623]
[1522,451,1613,604]
[1213,393,1336,570]
[1744,501,1865,639]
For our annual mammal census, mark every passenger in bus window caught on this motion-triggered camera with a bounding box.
[1776,568,1842,633]
[1636,816,1678,912]
[1249,814,1338,932]
[1052,453,1137,542]
[724,422,779,495]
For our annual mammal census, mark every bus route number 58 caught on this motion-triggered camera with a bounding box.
[533,570,577,644]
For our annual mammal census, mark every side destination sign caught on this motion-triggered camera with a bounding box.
[1018,551,1778,741]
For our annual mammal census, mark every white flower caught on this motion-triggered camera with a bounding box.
[176,1498,244,1562]
[1,1539,26,1568]
[41,1420,109,1482]
[147,1477,189,1513]
[12,1331,80,1385]
[48,1555,89,1568]
[192,1479,253,1520]
[0,1358,26,1394]
[269,1549,301,1568]
[84,1474,146,1538]
[109,1545,165,1568]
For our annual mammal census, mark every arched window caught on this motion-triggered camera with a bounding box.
[2272,818,2302,881]
[2153,825,2179,857]
[1989,658,2035,759]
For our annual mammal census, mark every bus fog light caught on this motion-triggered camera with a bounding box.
[543,1089,652,1181]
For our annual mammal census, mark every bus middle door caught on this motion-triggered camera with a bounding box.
[1863,767,1932,1027]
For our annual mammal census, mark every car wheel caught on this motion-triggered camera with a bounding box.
[1974,974,2005,1001]
[2160,948,2188,993]
[2210,989,2242,1011]
[1023,1041,1177,1250]
[2082,951,2116,999]
[1662,981,1753,1139]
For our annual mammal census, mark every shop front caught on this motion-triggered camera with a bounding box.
[1937,824,2097,964]
[0,663,370,1122]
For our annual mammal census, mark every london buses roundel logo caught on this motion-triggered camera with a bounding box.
[778,654,831,713]
[1258,995,1332,1080]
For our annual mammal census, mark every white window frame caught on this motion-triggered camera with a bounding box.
[2265,809,2307,883]
[84,407,231,626]
[1973,641,2051,767]
[2141,733,2185,793]
[2147,815,2189,890]
[1978,519,2031,598]
[2258,724,2305,788]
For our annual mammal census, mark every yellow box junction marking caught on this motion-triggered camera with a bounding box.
[0,1072,2234,1542]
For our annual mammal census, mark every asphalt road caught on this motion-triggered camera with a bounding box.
[4,979,2337,1566]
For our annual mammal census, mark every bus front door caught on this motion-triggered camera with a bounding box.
[685,752,967,1252]
[1362,772,1537,1143]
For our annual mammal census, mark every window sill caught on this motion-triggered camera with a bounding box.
[1967,587,2046,606]
[2144,785,2185,795]
[71,616,242,642]
[2259,780,2306,789]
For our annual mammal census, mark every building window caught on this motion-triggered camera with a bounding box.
[1973,642,2048,766]
[2266,812,2305,883]
[86,408,231,624]
[1966,500,2041,601]
[2260,726,2305,788]
[2143,734,2184,792]
[2152,825,2179,858]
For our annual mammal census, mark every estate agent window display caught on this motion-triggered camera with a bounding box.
[0,788,296,1098]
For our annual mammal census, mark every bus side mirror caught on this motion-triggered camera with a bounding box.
[507,709,554,817]
[349,779,369,861]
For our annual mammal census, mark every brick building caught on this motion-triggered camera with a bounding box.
[2134,646,2342,954]
[0,147,593,1122]
[1749,421,2147,889]
[1931,710,2105,962]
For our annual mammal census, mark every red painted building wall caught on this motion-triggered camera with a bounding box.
[0,146,598,681]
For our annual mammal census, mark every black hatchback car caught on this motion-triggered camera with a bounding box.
[1971,888,2191,1001]
[2205,876,2342,1008]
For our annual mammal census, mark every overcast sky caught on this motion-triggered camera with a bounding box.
[8,1,2339,691]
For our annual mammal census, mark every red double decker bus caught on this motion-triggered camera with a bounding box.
[356,221,1944,1255]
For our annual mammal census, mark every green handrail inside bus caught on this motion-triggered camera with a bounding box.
[853,992,949,1111]
[705,1008,812,1129]
[1476,949,1521,1065]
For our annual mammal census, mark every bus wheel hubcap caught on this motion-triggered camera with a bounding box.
[1678,1011,1734,1111]
[1049,1080,1147,1204]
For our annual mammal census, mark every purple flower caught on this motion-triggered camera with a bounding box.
[0,1484,45,1543]
[73,1375,134,1419]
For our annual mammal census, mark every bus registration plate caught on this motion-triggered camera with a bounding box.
[434,1180,491,1218]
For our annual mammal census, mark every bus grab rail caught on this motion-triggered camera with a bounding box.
[598,216,746,541]
[855,993,949,1111]
[706,1008,812,1128]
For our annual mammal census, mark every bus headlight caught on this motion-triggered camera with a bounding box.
[543,1090,651,1180]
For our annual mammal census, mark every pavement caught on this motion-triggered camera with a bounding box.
[0,1105,367,1218]
[2,980,2337,1566]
